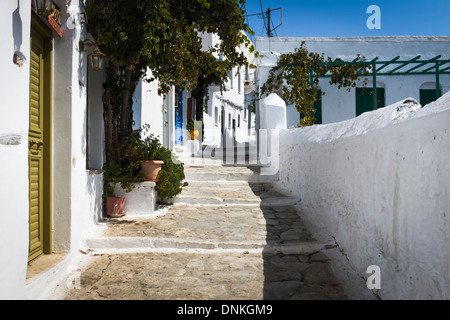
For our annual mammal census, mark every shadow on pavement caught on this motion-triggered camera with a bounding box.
[247,182,349,300]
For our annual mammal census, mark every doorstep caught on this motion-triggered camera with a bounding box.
[26,253,67,284]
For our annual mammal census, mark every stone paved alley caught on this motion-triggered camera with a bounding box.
[63,157,375,300]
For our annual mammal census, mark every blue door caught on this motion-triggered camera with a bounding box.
[175,88,183,145]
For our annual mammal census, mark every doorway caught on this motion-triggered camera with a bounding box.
[28,14,53,262]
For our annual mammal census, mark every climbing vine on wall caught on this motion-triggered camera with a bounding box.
[259,42,370,126]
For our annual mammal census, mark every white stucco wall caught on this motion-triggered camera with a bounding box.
[136,71,176,151]
[0,0,32,300]
[52,0,103,254]
[0,0,104,299]
[139,73,164,139]
[274,92,450,299]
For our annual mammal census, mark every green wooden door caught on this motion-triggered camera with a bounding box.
[356,88,385,117]
[420,89,439,107]
[28,17,52,262]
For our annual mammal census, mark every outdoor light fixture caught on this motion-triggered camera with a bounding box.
[88,46,105,71]
[36,0,52,15]
[73,11,88,25]
[75,0,88,25]
[78,39,106,71]
[78,12,88,24]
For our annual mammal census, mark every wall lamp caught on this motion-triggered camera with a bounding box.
[35,0,52,15]
[78,39,106,71]
[74,0,88,25]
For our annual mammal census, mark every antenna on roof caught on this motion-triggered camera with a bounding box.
[265,7,282,37]
[247,5,282,37]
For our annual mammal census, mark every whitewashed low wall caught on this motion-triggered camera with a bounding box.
[274,93,450,299]
[113,182,157,216]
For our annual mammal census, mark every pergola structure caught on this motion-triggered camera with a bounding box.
[311,55,450,110]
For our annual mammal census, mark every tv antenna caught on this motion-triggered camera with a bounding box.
[247,6,282,37]
[265,7,282,37]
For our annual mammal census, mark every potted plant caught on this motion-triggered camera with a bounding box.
[152,143,188,203]
[102,125,187,206]
[139,133,164,182]
[106,196,125,217]
[138,132,188,201]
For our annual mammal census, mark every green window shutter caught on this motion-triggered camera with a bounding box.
[420,89,439,107]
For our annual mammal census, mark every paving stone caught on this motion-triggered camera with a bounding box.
[65,162,372,300]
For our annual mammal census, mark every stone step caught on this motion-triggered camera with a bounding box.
[84,235,333,255]
[174,180,297,205]
[183,165,278,182]
[197,144,258,157]
[85,199,314,254]
[172,195,299,206]
[174,180,261,205]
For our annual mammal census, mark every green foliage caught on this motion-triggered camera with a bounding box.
[186,120,195,131]
[259,42,370,126]
[138,125,162,160]
[152,144,187,201]
[86,0,254,94]
[140,130,187,201]
[103,125,186,201]
[86,0,254,189]
[103,128,146,196]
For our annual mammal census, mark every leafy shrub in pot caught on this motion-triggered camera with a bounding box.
[103,125,187,202]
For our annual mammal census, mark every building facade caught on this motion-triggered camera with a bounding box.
[0,0,104,299]
[135,32,257,158]
[255,36,450,128]
[200,32,257,152]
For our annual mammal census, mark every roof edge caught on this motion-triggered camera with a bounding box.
[255,36,450,42]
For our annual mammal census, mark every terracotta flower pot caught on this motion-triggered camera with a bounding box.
[106,197,125,217]
[141,160,164,182]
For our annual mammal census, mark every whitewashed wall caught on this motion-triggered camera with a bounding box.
[138,73,164,139]
[0,0,32,300]
[274,92,450,299]
[0,0,104,299]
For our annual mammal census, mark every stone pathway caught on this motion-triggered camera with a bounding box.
[64,158,373,300]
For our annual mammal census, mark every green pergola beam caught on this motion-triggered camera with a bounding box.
[317,61,371,67]
[376,56,400,72]
[355,57,378,76]
[387,55,421,74]
[421,60,450,73]
[320,70,450,77]
[296,56,450,102]
[315,57,449,69]
[372,60,377,110]
[436,63,441,99]
[440,65,450,73]
[403,55,441,73]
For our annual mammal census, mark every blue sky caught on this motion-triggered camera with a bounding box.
[243,0,450,39]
